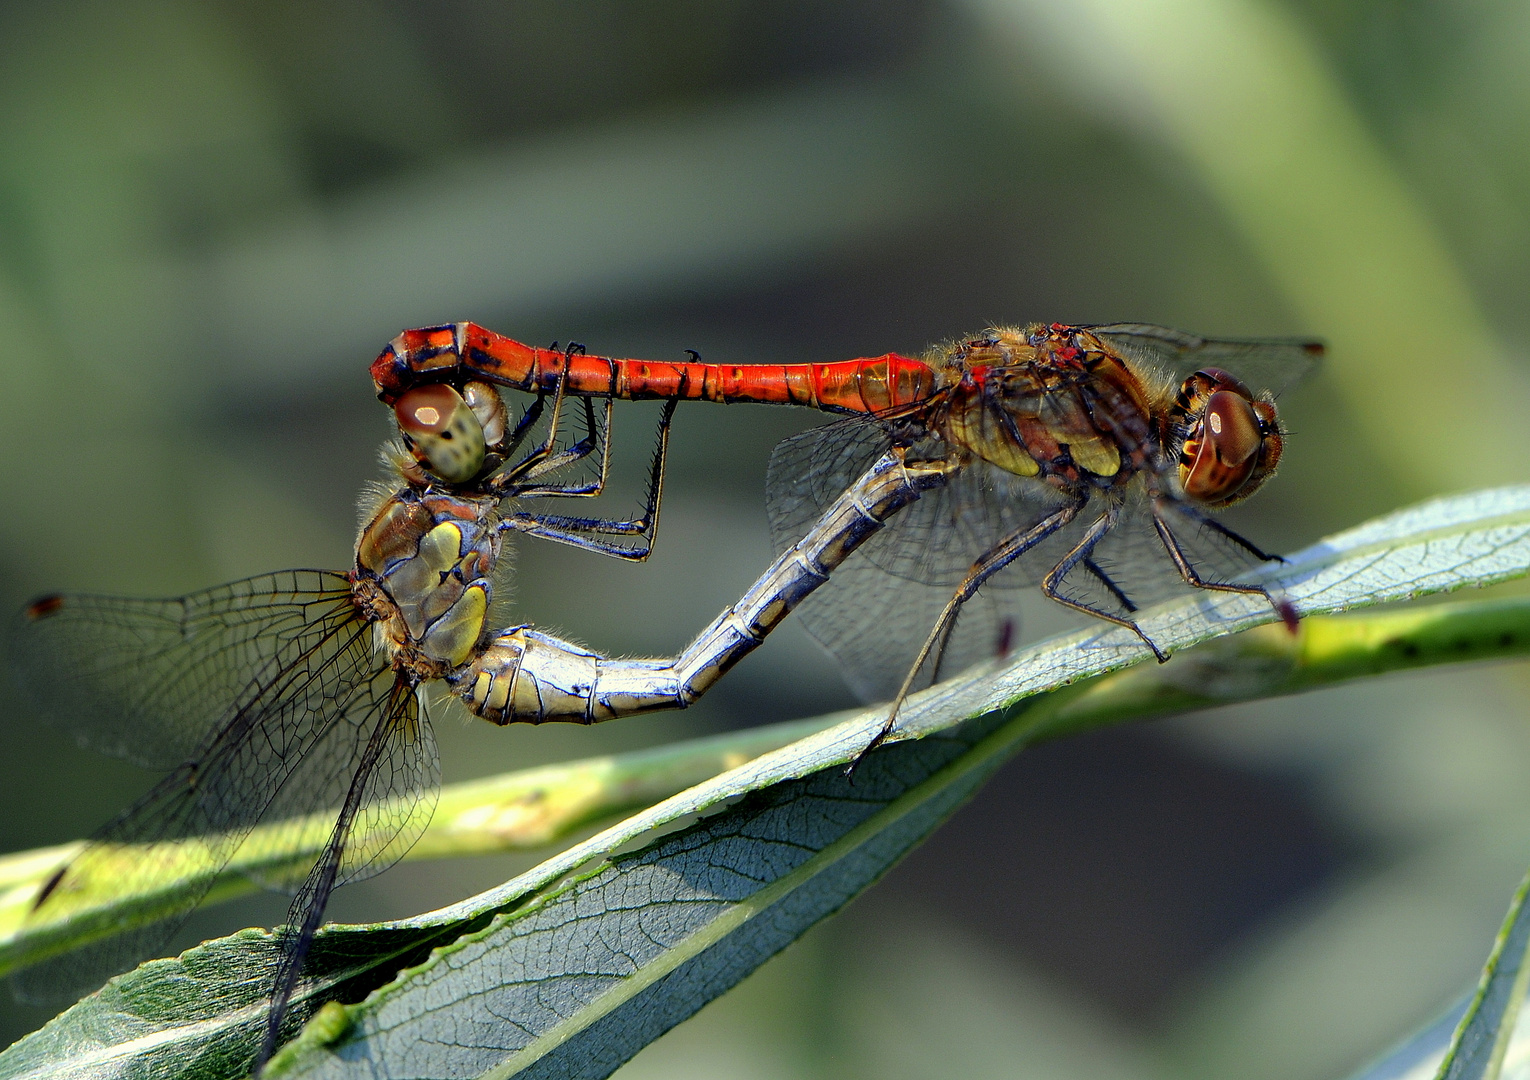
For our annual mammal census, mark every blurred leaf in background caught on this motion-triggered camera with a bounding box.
[2,1,1530,1078]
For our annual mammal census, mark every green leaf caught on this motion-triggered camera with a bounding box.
[1431,869,1530,1080]
[8,484,1530,1080]
[1342,867,1530,1080]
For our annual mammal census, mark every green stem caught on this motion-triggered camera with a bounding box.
[0,716,843,970]
[3,596,1527,975]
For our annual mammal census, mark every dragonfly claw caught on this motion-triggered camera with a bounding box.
[846,718,897,779]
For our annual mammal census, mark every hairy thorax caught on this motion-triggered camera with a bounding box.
[352,488,502,680]
[930,328,1161,494]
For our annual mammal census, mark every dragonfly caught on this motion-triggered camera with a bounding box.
[8,356,947,1071]
[372,321,1322,744]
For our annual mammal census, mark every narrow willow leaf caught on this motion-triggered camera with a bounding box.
[1432,870,1530,1080]
[4,485,1530,1080]
[1341,872,1530,1080]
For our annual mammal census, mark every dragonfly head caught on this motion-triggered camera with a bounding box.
[1170,367,1284,507]
[393,381,506,485]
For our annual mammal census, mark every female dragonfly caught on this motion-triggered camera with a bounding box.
[9,356,947,1069]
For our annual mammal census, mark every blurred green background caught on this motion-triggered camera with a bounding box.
[2,1,1530,1076]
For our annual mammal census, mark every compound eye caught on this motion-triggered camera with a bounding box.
[394,384,486,484]
[1181,390,1264,502]
[1205,390,1263,465]
[461,380,508,447]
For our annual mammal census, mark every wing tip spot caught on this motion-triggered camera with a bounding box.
[25,595,65,620]
[33,864,68,909]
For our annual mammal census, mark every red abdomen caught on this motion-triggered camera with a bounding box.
[371,322,940,415]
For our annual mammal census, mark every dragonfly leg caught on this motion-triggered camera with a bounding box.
[507,395,611,490]
[1083,556,1138,613]
[1150,497,1294,629]
[499,389,547,459]
[855,498,1087,770]
[1180,507,1287,564]
[455,450,954,724]
[1041,508,1170,662]
[495,352,609,471]
[495,520,656,559]
[494,343,583,483]
[487,397,604,497]
[924,551,1137,685]
[513,397,672,501]
[496,400,676,560]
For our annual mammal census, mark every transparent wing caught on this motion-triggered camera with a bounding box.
[1046,490,1285,630]
[8,570,360,769]
[765,419,1064,589]
[332,684,437,886]
[9,573,440,1005]
[1087,323,1322,397]
[800,489,1285,701]
[783,553,1027,703]
[262,678,436,1057]
[764,418,889,561]
[764,417,1288,700]
[249,678,438,893]
[766,422,1085,702]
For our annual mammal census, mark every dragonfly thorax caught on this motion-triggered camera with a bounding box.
[931,326,1161,493]
[353,489,500,676]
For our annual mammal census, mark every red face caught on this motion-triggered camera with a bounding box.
[1171,368,1284,506]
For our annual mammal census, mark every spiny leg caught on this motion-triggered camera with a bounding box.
[498,342,582,482]
[491,395,611,495]
[1151,497,1296,630]
[553,395,615,496]
[498,342,581,459]
[498,400,677,561]
[517,395,612,489]
[497,339,610,462]
[1083,557,1137,613]
[501,392,547,459]
[855,499,1084,769]
[1184,507,1286,564]
[1041,507,1169,662]
[927,608,963,685]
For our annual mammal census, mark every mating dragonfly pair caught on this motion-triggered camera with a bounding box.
[9,320,1319,1067]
